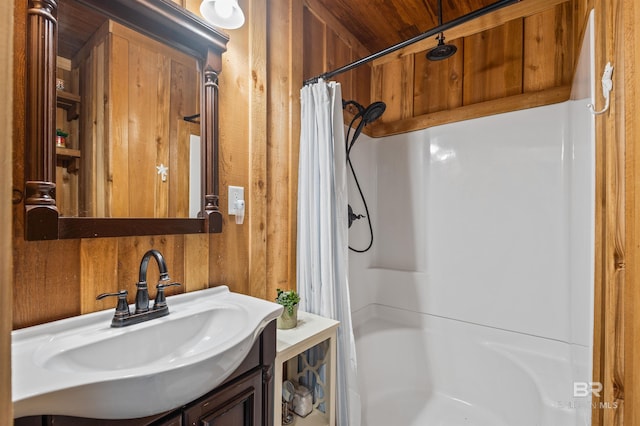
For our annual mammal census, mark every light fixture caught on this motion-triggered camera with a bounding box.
[200,0,245,29]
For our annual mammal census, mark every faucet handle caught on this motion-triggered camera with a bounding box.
[153,282,182,310]
[96,290,130,319]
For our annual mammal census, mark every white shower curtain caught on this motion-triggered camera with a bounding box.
[297,79,361,426]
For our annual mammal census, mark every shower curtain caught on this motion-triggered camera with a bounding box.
[297,80,361,426]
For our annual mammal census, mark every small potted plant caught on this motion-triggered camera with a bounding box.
[275,288,300,329]
[56,129,68,148]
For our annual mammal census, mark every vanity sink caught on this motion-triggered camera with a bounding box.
[13,286,283,419]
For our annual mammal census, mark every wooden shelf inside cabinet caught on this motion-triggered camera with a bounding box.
[56,90,80,121]
[274,311,339,426]
[56,147,81,173]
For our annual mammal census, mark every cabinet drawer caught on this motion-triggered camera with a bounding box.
[182,370,262,426]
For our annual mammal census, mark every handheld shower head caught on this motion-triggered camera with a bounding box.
[361,101,386,124]
[343,99,386,125]
[347,100,386,148]
[343,100,385,253]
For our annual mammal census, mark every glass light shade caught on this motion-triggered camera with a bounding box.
[200,0,245,29]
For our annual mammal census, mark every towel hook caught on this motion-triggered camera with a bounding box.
[587,62,613,115]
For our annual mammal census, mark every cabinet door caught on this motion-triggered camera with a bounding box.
[183,370,263,426]
[152,413,182,426]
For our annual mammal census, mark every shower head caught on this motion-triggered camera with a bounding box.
[344,99,386,157]
[426,33,457,61]
[361,101,386,124]
[343,99,386,124]
[426,0,457,61]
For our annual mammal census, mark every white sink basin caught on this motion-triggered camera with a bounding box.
[12,286,283,419]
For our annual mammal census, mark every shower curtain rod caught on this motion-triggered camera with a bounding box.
[303,0,520,86]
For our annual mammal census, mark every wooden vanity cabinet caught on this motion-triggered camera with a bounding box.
[14,322,276,426]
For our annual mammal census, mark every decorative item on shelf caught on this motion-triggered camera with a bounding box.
[56,129,68,148]
[156,163,169,182]
[291,383,313,418]
[56,78,65,91]
[276,288,300,330]
[281,380,295,425]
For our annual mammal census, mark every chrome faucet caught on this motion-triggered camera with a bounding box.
[97,249,181,327]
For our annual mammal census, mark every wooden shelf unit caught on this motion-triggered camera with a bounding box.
[55,147,81,173]
[274,311,339,426]
[56,90,80,121]
[55,147,81,158]
[55,77,81,215]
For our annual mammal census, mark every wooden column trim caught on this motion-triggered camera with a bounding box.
[25,0,59,240]
[203,50,222,233]
[1,0,14,419]
[26,0,57,182]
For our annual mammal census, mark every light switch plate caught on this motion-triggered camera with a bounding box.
[228,186,244,215]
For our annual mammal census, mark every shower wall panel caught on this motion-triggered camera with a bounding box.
[348,99,594,346]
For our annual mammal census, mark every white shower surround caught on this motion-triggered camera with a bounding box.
[348,12,595,426]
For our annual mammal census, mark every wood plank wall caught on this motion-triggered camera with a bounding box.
[622,0,640,421]
[1,0,14,420]
[209,0,301,302]
[300,0,579,138]
[369,1,575,136]
[302,0,372,118]
[267,0,303,298]
[591,0,640,422]
[592,0,623,421]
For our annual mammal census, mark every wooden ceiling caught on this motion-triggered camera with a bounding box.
[58,0,107,59]
[312,0,500,53]
[59,0,502,60]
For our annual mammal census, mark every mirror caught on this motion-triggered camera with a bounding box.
[24,0,229,239]
[57,0,203,219]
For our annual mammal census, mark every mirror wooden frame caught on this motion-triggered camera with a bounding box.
[24,0,229,240]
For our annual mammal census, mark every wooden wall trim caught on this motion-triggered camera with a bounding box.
[289,1,303,298]
[372,0,571,67]
[623,0,640,421]
[591,0,640,422]
[1,0,14,420]
[370,85,571,137]
[249,0,268,300]
[267,0,303,299]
